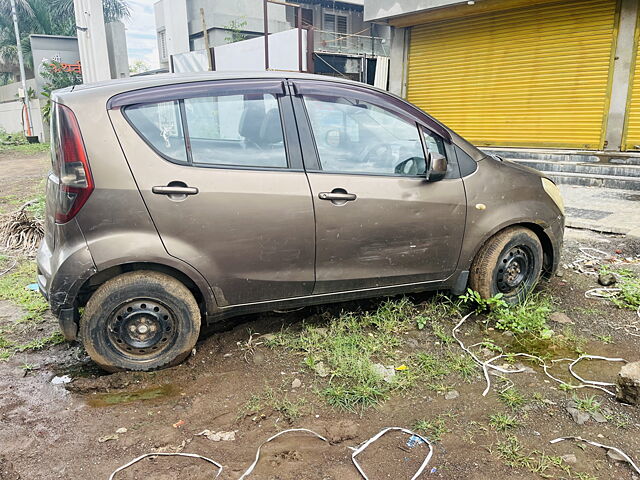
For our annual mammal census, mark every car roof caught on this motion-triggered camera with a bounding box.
[57,71,366,97]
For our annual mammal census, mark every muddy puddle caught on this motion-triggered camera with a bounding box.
[86,383,178,407]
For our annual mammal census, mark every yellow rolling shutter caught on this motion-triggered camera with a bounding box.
[407,0,617,149]
[624,17,640,151]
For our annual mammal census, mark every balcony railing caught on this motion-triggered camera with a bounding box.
[312,30,388,57]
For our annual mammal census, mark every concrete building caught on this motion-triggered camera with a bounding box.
[365,0,640,154]
[154,0,389,82]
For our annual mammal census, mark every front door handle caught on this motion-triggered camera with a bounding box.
[318,192,357,202]
[152,186,199,195]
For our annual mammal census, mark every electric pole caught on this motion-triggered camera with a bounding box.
[9,0,32,136]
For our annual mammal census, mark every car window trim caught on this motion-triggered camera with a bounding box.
[108,79,286,109]
[291,80,452,142]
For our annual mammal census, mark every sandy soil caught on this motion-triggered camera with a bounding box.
[1,152,639,480]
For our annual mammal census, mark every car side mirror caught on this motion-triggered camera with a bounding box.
[426,152,447,182]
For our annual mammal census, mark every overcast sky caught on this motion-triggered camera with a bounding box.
[125,0,159,68]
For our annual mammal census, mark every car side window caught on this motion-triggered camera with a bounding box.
[303,94,426,176]
[124,93,288,169]
[125,101,188,162]
[184,94,287,168]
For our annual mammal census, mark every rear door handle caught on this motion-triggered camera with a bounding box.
[152,186,199,195]
[318,192,357,201]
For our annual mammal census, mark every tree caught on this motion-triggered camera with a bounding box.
[40,60,82,121]
[50,0,130,24]
[224,18,248,44]
[129,59,150,75]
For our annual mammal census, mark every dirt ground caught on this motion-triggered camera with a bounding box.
[1,150,640,480]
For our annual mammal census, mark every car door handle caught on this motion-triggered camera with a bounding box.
[318,192,357,201]
[152,186,199,195]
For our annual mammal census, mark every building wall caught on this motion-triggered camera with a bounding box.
[383,0,640,153]
[0,79,45,141]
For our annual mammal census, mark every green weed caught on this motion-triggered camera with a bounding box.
[572,394,601,414]
[459,288,507,313]
[490,293,553,337]
[269,298,417,411]
[498,386,526,410]
[238,386,306,423]
[0,261,48,324]
[413,413,455,442]
[489,412,521,431]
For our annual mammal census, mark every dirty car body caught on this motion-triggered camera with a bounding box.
[37,72,564,371]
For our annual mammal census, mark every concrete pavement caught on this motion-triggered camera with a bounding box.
[559,184,640,238]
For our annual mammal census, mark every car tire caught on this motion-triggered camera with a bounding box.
[80,271,201,372]
[469,226,543,304]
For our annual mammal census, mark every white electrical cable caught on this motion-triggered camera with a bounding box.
[550,436,640,475]
[351,427,433,480]
[238,428,328,480]
[108,452,223,480]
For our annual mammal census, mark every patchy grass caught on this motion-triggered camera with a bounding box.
[492,436,572,477]
[0,261,48,324]
[572,394,601,414]
[413,412,456,442]
[599,266,640,311]
[0,142,50,155]
[489,412,521,431]
[490,293,553,337]
[498,386,527,410]
[238,386,306,423]
[268,298,417,412]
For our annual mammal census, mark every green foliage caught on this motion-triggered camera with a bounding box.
[0,261,48,323]
[238,386,306,423]
[490,293,553,337]
[224,18,248,43]
[572,394,601,413]
[459,288,508,312]
[129,60,150,75]
[40,60,82,122]
[270,298,418,412]
[413,413,455,441]
[489,412,521,431]
[498,386,526,410]
[0,128,28,145]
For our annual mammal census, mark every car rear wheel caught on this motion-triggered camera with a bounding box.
[469,226,543,304]
[80,271,200,372]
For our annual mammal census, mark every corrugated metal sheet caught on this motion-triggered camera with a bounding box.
[407,0,617,149]
[624,17,640,151]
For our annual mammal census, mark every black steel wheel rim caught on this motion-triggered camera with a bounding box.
[107,299,177,357]
[496,245,535,294]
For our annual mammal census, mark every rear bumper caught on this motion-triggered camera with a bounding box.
[37,220,96,340]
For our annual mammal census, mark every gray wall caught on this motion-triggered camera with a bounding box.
[105,21,129,79]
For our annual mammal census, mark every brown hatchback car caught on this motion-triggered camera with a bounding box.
[37,72,564,371]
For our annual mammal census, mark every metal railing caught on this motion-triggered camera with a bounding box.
[312,30,388,57]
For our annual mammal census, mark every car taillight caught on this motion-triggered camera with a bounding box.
[53,103,94,224]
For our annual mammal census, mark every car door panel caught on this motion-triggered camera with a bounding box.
[291,81,466,294]
[109,81,315,307]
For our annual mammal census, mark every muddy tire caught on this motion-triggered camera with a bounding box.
[469,227,543,304]
[80,271,200,372]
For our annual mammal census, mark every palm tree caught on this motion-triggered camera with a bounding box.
[0,0,126,84]
[51,0,131,24]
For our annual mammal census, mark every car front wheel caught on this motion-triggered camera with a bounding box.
[80,271,201,372]
[469,226,543,304]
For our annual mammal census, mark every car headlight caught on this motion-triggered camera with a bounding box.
[541,178,564,215]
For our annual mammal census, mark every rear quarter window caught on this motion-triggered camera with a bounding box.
[125,101,187,162]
